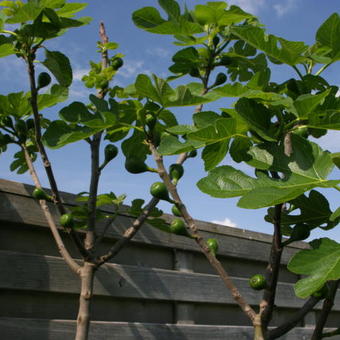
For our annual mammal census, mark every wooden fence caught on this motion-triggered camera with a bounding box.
[0,179,339,339]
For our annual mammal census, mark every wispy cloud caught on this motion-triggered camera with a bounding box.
[117,59,150,79]
[73,68,88,82]
[273,0,297,17]
[211,217,239,228]
[228,0,265,15]
[146,47,171,58]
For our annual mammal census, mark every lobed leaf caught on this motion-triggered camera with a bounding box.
[288,238,340,298]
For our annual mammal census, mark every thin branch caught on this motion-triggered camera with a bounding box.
[292,65,304,80]
[315,62,333,76]
[85,132,102,252]
[260,137,293,332]
[96,197,159,266]
[267,296,321,339]
[26,53,89,259]
[23,146,80,274]
[93,209,119,249]
[312,280,340,340]
[323,327,340,338]
[149,142,257,323]
[259,202,283,330]
[85,22,110,253]
[96,144,194,265]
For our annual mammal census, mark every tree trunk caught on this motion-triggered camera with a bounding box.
[75,262,95,340]
[254,314,265,340]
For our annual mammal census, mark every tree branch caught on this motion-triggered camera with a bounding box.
[25,53,89,259]
[260,202,283,331]
[149,142,257,323]
[312,280,340,340]
[267,296,321,339]
[323,327,340,338]
[23,146,80,274]
[85,22,110,253]
[96,197,159,266]
[93,209,119,249]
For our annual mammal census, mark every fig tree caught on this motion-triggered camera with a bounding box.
[249,274,267,290]
[125,158,148,174]
[60,213,75,228]
[32,188,51,201]
[150,182,173,202]
[170,218,187,236]
[188,150,197,158]
[171,204,182,217]
[104,144,118,163]
[206,238,218,255]
[37,72,52,90]
[111,57,123,70]
[145,113,156,129]
[312,285,329,299]
[290,224,310,242]
[213,35,220,47]
[169,163,184,184]
[214,72,227,86]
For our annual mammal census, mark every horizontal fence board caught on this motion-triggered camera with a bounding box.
[0,291,174,323]
[0,189,305,264]
[0,179,310,247]
[1,250,339,310]
[194,252,298,283]
[1,318,340,340]
[0,223,174,270]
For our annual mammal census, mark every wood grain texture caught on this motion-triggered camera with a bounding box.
[0,179,309,247]
[174,249,195,324]
[0,189,306,264]
[1,318,340,340]
[1,250,339,310]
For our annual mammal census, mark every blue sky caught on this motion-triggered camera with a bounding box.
[0,0,339,240]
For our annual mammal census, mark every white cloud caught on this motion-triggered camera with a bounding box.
[146,47,171,58]
[117,60,149,79]
[69,87,91,99]
[273,0,297,17]
[73,68,88,82]
[211,217,238,228]
[228,0,265,15]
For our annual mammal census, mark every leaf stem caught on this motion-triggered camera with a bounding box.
[292,65,304,80]
[315,62,333,76]
[1,29,17,36]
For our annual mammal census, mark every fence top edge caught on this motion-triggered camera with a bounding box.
[0,178,308,249]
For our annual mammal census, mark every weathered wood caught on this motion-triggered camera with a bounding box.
[174,249,195,325]
[0,290,173,323]
[1,318,340,340]
[0,179,309,247]
[0,223,174,269]
[1,178,337,338]
[0,190,305,264]
[194,252,298,283]
[0,250,339,310]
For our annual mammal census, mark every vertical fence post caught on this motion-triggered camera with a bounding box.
[174,249,195,324]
